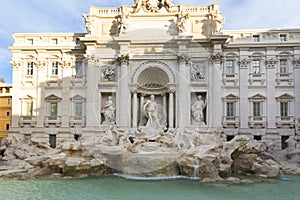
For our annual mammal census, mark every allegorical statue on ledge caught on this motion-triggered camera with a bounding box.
[191,95,206,125]
[101,96,116,124]
[133,0,173,13]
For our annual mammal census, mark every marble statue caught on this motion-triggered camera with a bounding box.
[143,95,164,129]
[177,10,189,33]
[191,95,206,125]
[212,10,225,33]
[118,13,129,34]
[82,14,93,34]
[101,96,116,124]
[133,0,173,13]
[100,125,118,146]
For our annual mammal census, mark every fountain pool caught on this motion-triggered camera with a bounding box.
[0,175,299,200]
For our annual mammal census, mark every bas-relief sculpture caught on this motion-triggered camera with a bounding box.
[101,65,116,81]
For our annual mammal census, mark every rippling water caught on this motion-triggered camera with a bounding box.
[0,175,299,200]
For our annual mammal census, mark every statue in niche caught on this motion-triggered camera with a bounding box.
[177,10,189,33]
[143,95,166,129]
[101,65,116,81]
[117,13,129,34]
[191,95,206,125]
[101,96,116,124]
[212,10,225,33]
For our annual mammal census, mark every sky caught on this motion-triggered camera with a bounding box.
[1,0,300,84]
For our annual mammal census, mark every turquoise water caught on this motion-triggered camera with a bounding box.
[0,175,299,200]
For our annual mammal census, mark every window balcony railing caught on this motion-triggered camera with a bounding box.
[19,116,36,127]
[69,116,86,127]
[276,116,295,128]
[248,116,267,128]
[71,75,87,86]
[248,73,265,85]
[222,73,238,85]
[44,116,61,127]
[222,116,239,128]
[275,73,293,85]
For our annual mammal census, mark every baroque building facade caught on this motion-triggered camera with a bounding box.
[0,78,12,139]
[9,1,300,154]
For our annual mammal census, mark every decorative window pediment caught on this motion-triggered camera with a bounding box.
[223,94,239,101]
[20,95,34,100]
[70,95,86,101]
[249,94,266,101]
[276,93,293,101]
[45,94,62,101]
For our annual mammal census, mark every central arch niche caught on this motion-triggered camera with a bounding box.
[137,67,169,92]
[130,61,176,129]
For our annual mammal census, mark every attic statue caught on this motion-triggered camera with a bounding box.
[133,0,173,13]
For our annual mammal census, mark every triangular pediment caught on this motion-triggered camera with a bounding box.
[70,95,86,101]
[223,94,239,100]
[45,94,61,100]
[276,93,293,100]
[20,95,34,100]
[249,94,266,100]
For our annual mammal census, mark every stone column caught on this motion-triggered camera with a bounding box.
[36,59,46,127]
[210,51,224,128]
[168,91,174,128]
[118,55,130,127]
[265,56,277,129]
[85,57,98,127]
[162,93,167,118]
[293,57,300,135]
[238,57,250,129]
[139,94,145,126]
[132,91,138,128]
[177,55,190,127]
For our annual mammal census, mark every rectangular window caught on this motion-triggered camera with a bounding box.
[52,62,59,75]
[76,38,81,45]
[50,102,58,116]
[27,62,34,75]
[51,38,58,44]
[27,38,33,45]
[280,59,288,74]
[5,123,10,131]
[75,102,83,117]
[253,35,260,42]
[253,102,261,117]
[226,60,234,75]
[252,60,260,73]
[6,111,10,117]
[280,102,288,117]
[49,135,57,149]
[7,98,11,105]
[280,34,287,42]
[25,102,33,116]
[226,102,235,116]
[75,61,83,76]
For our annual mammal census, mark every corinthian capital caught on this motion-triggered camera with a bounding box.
[265,58,277,69]
[211,53,223,64]
[238,58,250,68]
[177,54,190,65]
[117,54,129,65]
